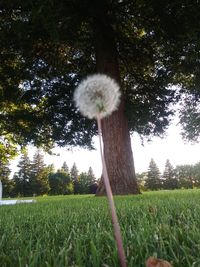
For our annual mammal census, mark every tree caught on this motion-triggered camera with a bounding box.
[30,150,50,195]
[46,164,55,174]
[12,150,32,196]
[0,136,18,197]
[0,136,18,164]
[180,97,200,142]
[77,167,97,194]
[70,163,79,180]
[162,159,178,189]
[174,165,195,189]
[70,163,80,194]
[78,172,90,194]
[87,167,98,194]
[136,172,148,191]
[146,159,161,190]
[192,162,200,187]
[48,169,73,195]
[61,162,69,173]
[1,1,200,194]
[0,162,13,197]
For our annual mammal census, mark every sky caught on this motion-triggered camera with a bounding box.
[10,117,200,178]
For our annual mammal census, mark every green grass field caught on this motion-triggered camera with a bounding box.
[1,190,200,267]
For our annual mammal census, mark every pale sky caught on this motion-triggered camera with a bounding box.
[10,118,200,178]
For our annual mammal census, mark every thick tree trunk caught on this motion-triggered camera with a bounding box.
[94,3,140,195]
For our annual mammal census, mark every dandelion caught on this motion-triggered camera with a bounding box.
[74,74,126,267]
[74,74,121,119]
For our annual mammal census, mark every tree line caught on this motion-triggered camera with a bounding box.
[137,159,200,191]
[1,150,98,198]
[2,152,200,197]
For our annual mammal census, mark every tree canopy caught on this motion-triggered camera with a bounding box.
[1,0,200,148]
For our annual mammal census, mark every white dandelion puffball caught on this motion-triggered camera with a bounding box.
[74,74,121,119]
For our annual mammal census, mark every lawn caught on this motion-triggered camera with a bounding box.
[1,190,200,267]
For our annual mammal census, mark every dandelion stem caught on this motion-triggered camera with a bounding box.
[97,116,127,267]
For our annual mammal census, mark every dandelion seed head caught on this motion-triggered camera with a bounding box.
[74,74,121,119]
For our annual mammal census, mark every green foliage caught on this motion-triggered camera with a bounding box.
[48,169,73,195]
[12,150,32,196]
[69,165,97,194]
[78,168,97,194]
[136,172,148,191]
[78,172,90,194]
[162,159,178,189]
[29,150,50,195]
[0,138,13,197]
[1,191,200,266]
[0,136,19,197]
[146,158,161,190]
[70,163,79,181]
[192,162,200,187]
[70,163,79,194]
[1,1,200,147]
[9,153,97,196]
[61,161,69,173]
[0,136,18,164]
[180,96,200,142]
[174,164,195,189]
[137,160,200,191]
[87,167,98,194]
[0,162,13,197]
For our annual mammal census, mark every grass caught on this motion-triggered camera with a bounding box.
[1,190,200,266]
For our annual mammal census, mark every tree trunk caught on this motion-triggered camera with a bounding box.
[94,3,140,195]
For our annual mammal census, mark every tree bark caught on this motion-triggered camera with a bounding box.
[94,3,140,195]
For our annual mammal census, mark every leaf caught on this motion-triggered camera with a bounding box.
[146,257,172,267]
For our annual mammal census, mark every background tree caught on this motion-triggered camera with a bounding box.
[48,169,73,195]
[46,164,55,175]
[0,162,12,197]
[162,159,178,189]
[30,150,50,195]
[192,162,200,187]
[87,167,98,194]
[70,163,79,194]
[0,136,18,197]
[78,172,91,194]
[61,162,69,173]
[136,172,148,192]
[174,165,195,189]
[1,1,200,194]
[146,159,161,190]
[77,168,97,194]
[12,150,32,196]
